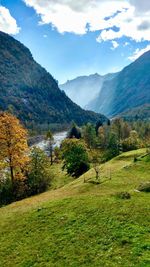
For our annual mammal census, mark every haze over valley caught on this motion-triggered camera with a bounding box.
[0,1,150,267]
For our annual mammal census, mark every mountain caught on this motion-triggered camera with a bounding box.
[116,104,150,121]
[0,31,107,130]
[87,51,150,117]
[60,73,116,108]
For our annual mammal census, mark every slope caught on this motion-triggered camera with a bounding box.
[0,148,150,267]
[0,31,107,129]
[117,104,150,121]
[87,51,150,117]
[60,73,117,108]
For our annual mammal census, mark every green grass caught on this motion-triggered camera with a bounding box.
[50,163,74,189]
[0,149,150,267]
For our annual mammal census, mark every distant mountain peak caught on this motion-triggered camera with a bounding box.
[0,31,108,129]
[87,50,150,117]
[60,73,116,108]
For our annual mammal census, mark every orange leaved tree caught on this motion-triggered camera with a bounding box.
[0,112,29,186]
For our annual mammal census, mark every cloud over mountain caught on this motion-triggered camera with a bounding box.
[23,0,150,44]
[0,6,20,34]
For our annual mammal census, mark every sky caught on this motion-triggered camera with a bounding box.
[0,0,150,83]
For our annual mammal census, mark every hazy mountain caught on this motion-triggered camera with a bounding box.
[60,73,117,108]
[87,50,150,117]
[0,31,108,129]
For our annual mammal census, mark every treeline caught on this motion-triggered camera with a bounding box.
[60,118,150,179]
[68,119,150,161]
[0,112,149,206]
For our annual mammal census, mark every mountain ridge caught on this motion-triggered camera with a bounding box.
[0,31,107,130]
[60,72,117,108]
[87,50,150,117]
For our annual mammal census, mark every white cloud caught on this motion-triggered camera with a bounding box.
[111,40,119,50]
[128,44,150,61]
[43,34,47,38]
[24,0,129,34]
[23,0,150,43]
[0,6,20,34]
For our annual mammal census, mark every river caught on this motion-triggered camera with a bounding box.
[33,131,67,152]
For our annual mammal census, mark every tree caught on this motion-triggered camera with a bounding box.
[104,132,119,160]
[0,112,29,187]
[67,123,81,139]
[46,130,54,165]
[97,126,107,149]
[122,130,140,151]
[83,123,97,149]
[95,120,103,136]
[27,147,52,195]
[61,139,90,177]
[91,152,101,181]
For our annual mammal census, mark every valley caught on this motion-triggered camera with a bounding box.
[0,2,150,266]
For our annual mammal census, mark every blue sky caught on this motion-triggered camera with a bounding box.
[0,0,150,83]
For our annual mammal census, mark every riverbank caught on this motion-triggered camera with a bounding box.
[28,131,67,151]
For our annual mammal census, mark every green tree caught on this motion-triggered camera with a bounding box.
[61,139,90,177]
[104,132,119,160]
[67,122,81,139]
[83,123,97,149]
[27,147,52,195]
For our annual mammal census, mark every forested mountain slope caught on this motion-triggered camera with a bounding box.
[87,51,150,117]
[0,31,107,129]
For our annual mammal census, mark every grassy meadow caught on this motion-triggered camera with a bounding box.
[0,149,150,267]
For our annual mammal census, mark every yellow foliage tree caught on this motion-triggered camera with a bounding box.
[0,112,29,185]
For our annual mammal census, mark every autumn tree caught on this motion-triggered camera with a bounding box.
[0,112,29,187]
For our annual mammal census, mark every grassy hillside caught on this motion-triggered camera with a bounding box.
[0,149,150,267]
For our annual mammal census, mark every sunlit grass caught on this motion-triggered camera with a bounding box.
[0,148,150,267]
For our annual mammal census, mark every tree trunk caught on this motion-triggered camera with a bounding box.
[10,165,14,184]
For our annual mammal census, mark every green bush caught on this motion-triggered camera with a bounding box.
[0,177,13,206]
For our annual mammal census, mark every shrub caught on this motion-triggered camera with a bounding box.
[115,191,131,199]
[137,182,150,192]
[0,177,13,206]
